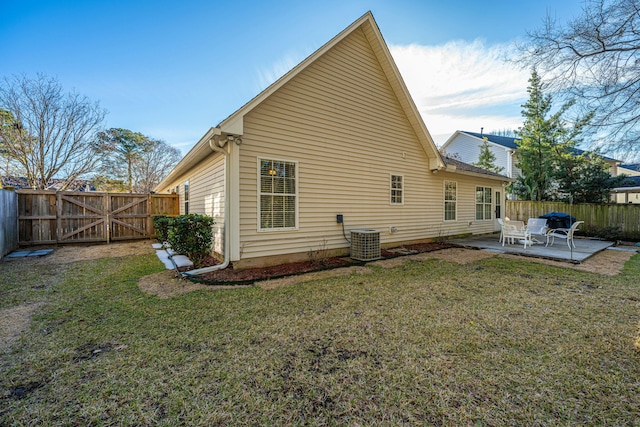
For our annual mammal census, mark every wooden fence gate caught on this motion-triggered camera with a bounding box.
[18,190,179,245]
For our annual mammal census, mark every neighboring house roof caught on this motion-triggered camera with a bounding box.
[459,131,519,150]
[445,131,620,163]
[620,163,640,172]
[157,12,447,190]
[443,156,510,180]
[619,176,640,187]
[0,176,96,191]
[612,175,640,194]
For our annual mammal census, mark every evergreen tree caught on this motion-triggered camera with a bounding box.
[512,69,621,203]
[512,70,593,201]
[554,153,626,204]
[97,128,151,193]
[472,137,504,174]
[512,70,559,201]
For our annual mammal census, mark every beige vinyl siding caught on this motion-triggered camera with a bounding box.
[234,27,488,261]
[438,172,502,235]
[157,153,226,254]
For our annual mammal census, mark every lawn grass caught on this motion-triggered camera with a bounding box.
[1,252,639,426]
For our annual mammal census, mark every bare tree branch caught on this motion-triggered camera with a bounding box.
[0,74,108,189]
[517,0,640,160]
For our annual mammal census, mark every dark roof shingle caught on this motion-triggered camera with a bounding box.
[460,131,619,162]
[443,156,509,179]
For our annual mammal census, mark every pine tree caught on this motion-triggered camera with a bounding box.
[512,69,618,203]
[512,70,559,201]
[472,137,504,174]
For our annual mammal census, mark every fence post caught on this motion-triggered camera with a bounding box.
[56,191,63,244]
[105,193,111,244]
[0,188,19,258]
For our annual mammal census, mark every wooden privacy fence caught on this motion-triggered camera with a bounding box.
[1,188,19,258]
[17,190,179,245]
[506,200,640,240]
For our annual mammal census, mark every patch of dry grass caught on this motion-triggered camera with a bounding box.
[1,249,639,426]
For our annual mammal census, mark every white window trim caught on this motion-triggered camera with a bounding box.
[390,174,404,206]
[475,186,493,221]
[184,180,190,215]
[443,180,457,222]
[257,157,299,232]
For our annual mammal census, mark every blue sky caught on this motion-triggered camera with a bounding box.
[2,0,585,153]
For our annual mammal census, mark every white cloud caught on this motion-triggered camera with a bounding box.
[256,51,309,92]
[390,40,530,143]
[253,39,529,147]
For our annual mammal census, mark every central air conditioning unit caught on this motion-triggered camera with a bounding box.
[350,229,381,261]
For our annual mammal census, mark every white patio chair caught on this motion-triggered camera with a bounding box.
[502,220,532,248]
[546,221,584,249]
[526,218,549,244]
[497,218,504,243]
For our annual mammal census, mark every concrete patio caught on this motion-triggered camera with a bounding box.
[450,234,615,263]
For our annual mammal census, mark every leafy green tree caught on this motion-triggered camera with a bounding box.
[98,128,151,192]
[554,152,626,204]
[98,129,182,193]
[0,108,22,177]
[91,174,128,192]
[472,137,504,174]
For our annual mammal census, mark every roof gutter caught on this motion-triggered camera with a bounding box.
[611,186,640,192]
[182,127,235,277]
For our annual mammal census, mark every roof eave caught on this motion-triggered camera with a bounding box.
[155,127,220,191]
[452,169,514,182]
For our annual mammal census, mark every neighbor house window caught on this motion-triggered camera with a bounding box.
[444,181,457,221]
[184,180,189,214]
[390,174,403,205]
[259,158,297,230]
[475,186,492,220]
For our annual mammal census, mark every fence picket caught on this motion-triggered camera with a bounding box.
[17,190,179,245]
[506,200,640,240]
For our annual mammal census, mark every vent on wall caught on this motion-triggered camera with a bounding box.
[350,229,381,261]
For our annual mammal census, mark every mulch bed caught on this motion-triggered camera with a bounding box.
[183,242,456,285]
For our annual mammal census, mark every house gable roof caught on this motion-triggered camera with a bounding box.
[158,12,445,190]
[219,11,444,167]
[443,157,510,180]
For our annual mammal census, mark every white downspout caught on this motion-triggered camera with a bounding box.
[182,129,232,276]
[507,149,514,178]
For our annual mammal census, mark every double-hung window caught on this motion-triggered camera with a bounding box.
[390,174,404,205]
[184,180,189,214]
[444,181,457,221]
[475,186,492,220]
[259,158,297,231]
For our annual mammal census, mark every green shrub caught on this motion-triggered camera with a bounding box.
[152,215,173,244]
[581,224,622,241]
[167,214,216,267]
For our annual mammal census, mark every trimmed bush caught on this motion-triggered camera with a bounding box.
[167,214,215,268]
[152,215,173,244]
[581,224,622,241]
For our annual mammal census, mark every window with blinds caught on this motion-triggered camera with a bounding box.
[259,158,297,231]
